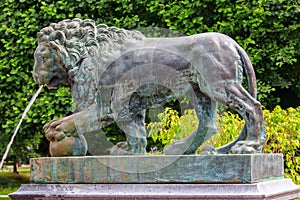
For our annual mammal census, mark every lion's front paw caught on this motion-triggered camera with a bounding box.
[44,115,78,142]
[230,141,261,154]
[50,136,74,157]
[50,135,87,157]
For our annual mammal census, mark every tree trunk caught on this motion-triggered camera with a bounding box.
[13,155,18,173]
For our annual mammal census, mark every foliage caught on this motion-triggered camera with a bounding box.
[0,0,299,159]
[263,106,300,184]
[148,108,198,149]
[147,106,300,184]
[210,112,244,148]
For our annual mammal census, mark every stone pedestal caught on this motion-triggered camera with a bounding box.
[9,179,300,199]
[9,154,300,199]
[30,154,283,183]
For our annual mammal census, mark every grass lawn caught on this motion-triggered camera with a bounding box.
[0,165,30,200]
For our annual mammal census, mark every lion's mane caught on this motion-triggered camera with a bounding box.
[37,18,145,112]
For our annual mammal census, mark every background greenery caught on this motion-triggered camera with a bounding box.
[0,165,30,199]
[0,0,299,172]
[147,106,300,184]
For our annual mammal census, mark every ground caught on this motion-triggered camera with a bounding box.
[0,164,30,200]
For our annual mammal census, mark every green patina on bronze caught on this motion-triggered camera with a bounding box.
[33,18,266,156]
[30,154,284,184]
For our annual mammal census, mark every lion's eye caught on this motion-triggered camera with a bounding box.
[40,57,47,63]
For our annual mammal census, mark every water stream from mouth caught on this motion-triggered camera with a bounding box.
[0,85,43,169]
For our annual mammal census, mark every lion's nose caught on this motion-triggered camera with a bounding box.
[33,73,39,83]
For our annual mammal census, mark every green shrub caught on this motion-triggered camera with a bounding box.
[147,106,300,184]
[263,106,300,184]
[148,108,198,148]
[211,112,244,148]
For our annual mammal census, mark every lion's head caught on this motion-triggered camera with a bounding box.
[33,18,144,110]
[33,41,69,89]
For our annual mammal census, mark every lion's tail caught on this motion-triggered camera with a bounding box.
[236,43,257,99]
[216,42,257,154]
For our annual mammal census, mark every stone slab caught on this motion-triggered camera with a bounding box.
[30,154,283,183]
[9,179,300,200]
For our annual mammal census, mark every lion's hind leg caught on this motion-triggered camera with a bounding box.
[220,83,266,154]
[165,88,218,155]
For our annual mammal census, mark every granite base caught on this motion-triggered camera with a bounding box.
[9,179,300,200]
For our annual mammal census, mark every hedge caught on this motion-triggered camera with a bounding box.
[1,0,299,159]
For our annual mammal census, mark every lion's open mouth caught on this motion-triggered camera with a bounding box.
[47,76,60,89]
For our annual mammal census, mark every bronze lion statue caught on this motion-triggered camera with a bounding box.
[33,18,266,156]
